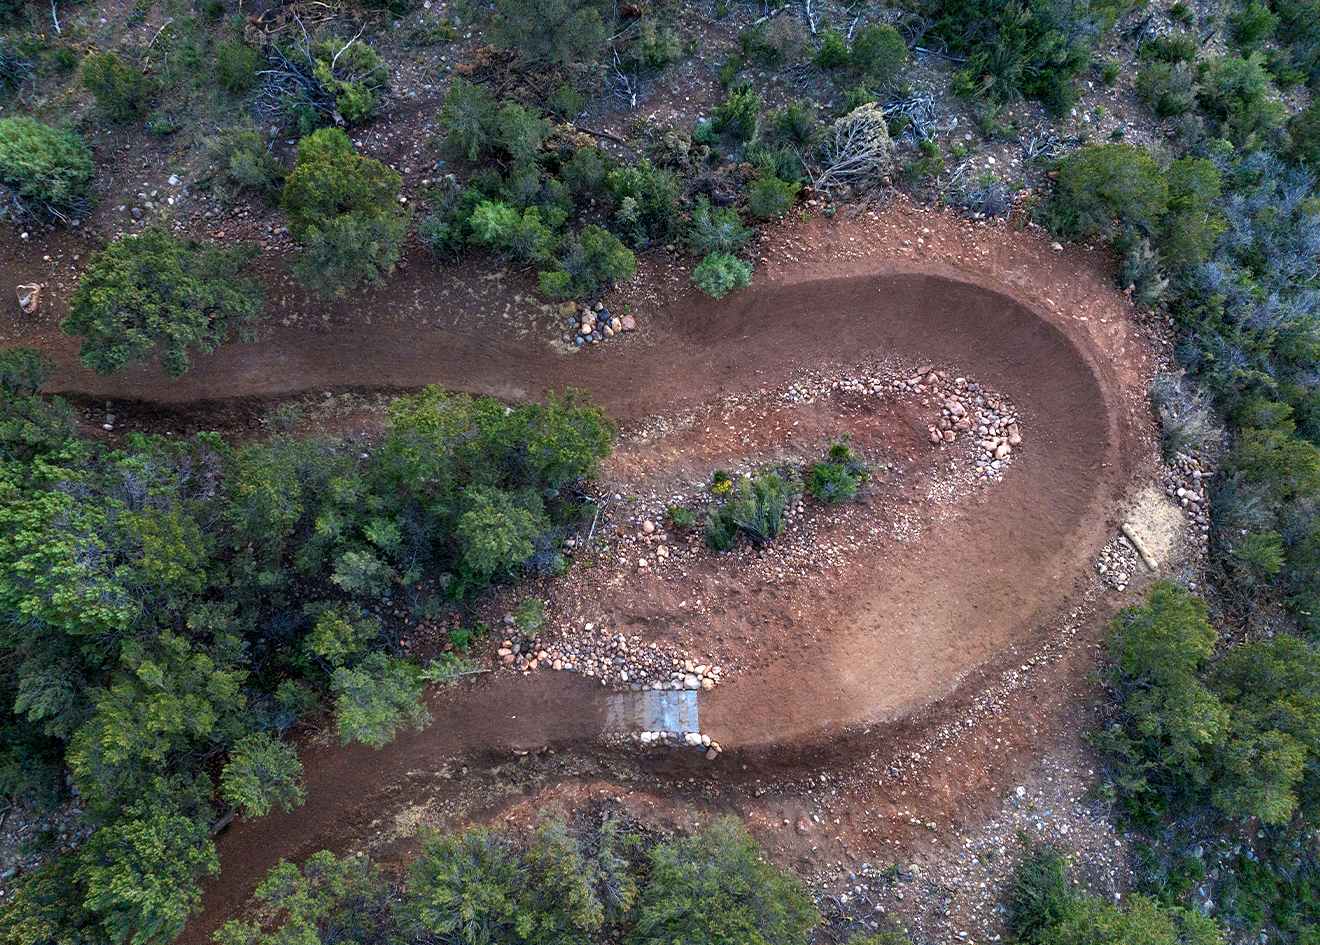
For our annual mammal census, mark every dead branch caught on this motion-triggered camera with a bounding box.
[882,90,939,139]
[146,17,175,48]
[608,50,640,109]
[577,125,627,144]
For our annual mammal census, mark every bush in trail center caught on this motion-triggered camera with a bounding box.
[60,228,264,378]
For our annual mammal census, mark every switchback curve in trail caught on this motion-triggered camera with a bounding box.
[55,260,1137,943]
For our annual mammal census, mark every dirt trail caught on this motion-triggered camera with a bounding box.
[19,227,1147,940]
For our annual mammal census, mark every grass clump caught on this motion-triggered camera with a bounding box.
[705,470,800,550]
[807,436,867,503]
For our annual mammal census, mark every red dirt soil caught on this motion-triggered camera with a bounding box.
[1,204,1155,941]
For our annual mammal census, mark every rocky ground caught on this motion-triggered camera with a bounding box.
[469,359,1023,702]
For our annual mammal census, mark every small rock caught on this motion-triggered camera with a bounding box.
[621,314,636,331]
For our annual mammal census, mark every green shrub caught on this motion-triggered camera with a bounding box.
[773,98,821,148]
[562,146,613,202]
[1006,847,1223,945]
[685,197,753,254]
[539,225,636,298]
[716,56,740,88]
[746,175,799,219]
[935,0,1107,117]
[1196,53,1285,147]
[1229,0,1278,49]
[61,228,263,378]
[0,346,54,397]
[904,138,946,183]
[705,507,737,551]
[491,0,610,67]
[419,182,482,259]
[439,77,498,161]
[606,159,682,245]
[80,808,219,945]
[1274,0,1320,87]
[282,128,407,295]
[331,653,430,748]
[666,505,695,530]
[814,31,849,69]
[712,84,762,143]
[548,83,584,119]
[1041,143,1167,240]
[82,52,151,122]
[206,129,284,206]
[311,36,388,124]
[495,103,550,163]
[1289,101,1320,169]
[837,83,878,116]
[1161,157,1224,269]
[1141,34,1199,64]
[706,471,799,547]
[1099,58,1122,84]
[692,251,752,299]
[632,818,818,945]
[746,142,804,184]
[849,24,906,86]
[1089,582,1225,816]
[0,117,94,220]
[468,199,560,264]
[216,851,391,945]
[1136,61,1197,119]
[631,20,682,71]
[215,40,261,95]
[1007,846,1073,944]
[220,732,303,818]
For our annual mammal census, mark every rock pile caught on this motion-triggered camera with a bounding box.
[562,301,634,346]
[615,517,695,574]
[1095,534,1138,591]
[1162,451,1213,555]
[510,625,719,692]
[898,371,1021,485]
[826,364,1023,486]
[635,729,723,759]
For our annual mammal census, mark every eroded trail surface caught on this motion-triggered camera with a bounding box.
[32,241,1148,941]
